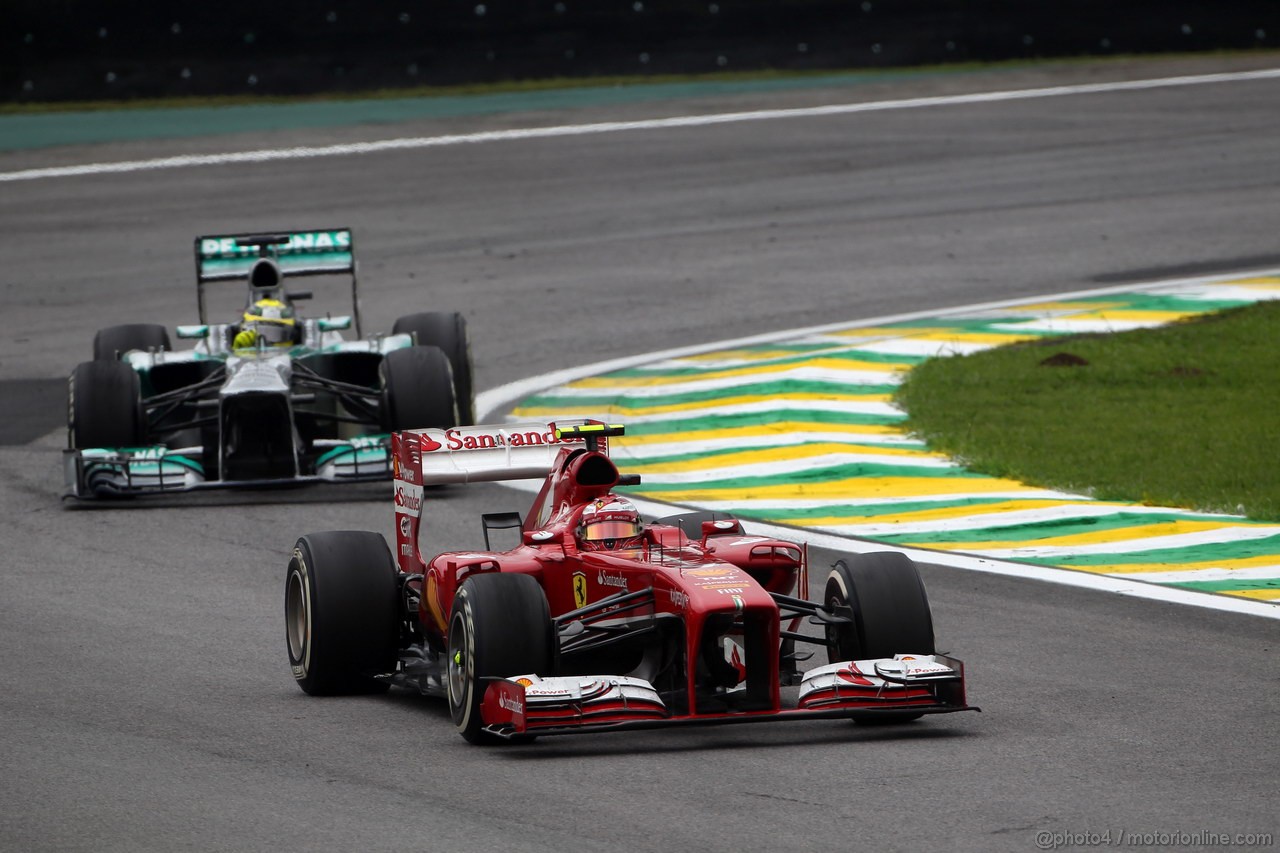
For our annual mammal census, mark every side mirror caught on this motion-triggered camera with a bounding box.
[701,519,743,538]
[522,530,557,546]
[317,315,352,331]
[175,325,208,339]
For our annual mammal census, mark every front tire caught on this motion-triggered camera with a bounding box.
[447,573,552,744]
[285,531,399,696]
[392,312,475,424]
[68,360,144,449]
[380,345,458,432]
[825,553,935,725]
[824,552,935,662]
[94,323,171,361]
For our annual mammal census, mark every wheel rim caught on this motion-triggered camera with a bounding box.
[825,571,853,662]
[446,609,470,719]
[824,591,841,651]
[285,566,309,667]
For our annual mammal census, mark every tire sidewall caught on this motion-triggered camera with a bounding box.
[824,564,859,662]
[447,585,479,735]
[285,547,315,683]
[284,531,397,696]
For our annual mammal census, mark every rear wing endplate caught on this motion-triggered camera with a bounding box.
[192,228,361,333]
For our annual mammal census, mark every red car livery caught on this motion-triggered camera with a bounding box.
[284,420,976,743]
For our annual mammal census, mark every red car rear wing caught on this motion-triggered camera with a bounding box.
[392,420,613,486]
[390,420,616,574]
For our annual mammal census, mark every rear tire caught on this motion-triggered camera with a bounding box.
[824,552,935,662]
[94,323,170,361]
[285,531,399,696]
[68,360,144,449]
[392,312,475,424]
[447,573,552,744]
[380,346,458,431]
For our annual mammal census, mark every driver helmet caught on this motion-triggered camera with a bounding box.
[234,297,296,348]
[578,497,644,551]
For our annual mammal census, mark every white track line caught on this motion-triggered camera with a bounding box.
[477,269,1280,620]
[4,68,1278,183]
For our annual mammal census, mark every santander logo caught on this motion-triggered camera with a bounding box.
[394,482,423,511]
[416,426,590,454]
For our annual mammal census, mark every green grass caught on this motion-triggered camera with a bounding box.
[894,301,1280,521]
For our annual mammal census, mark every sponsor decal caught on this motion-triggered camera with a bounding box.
[527,687,574,698]
[498,695,524,714]
[392,454,401,479]
[581,496,633,517]
[667,589,689,609]
[418,426,591,453]
[399,516,413,538]
[199,231,351,258]
[597,569,629,591]
[515,678,534,688]
[687,568,734,578]
[400,544,414,557]
[904,661,952,677]
[715,587,747,595]
[394,482,422,511]
[572,572,588,609]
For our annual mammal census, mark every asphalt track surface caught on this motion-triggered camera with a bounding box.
[2,55,1279,852]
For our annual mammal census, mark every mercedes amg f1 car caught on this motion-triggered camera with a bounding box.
[64,228,474,498]
[284,420,976,743]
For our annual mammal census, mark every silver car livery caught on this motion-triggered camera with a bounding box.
[64,227,473,498]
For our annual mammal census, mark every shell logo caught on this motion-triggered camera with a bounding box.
[516,678,534,687]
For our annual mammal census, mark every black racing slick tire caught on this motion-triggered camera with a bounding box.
[93,323,171,361]
[824,552,935,663]
[380,345,458,432]
[68,360,145,449]
[285,531,399,696]
[392,311,475,425]
[447,573,552,745]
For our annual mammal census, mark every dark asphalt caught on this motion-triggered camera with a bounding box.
[1,54,1278,852]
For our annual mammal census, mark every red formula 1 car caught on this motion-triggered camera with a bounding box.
[284,421,975,743]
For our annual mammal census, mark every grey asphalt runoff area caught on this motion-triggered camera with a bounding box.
[1,53,1278,852]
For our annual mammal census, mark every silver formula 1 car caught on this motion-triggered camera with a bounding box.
[64,228,474,498]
